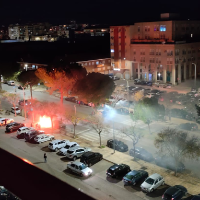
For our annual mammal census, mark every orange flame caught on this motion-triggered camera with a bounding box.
[39,115,52,128]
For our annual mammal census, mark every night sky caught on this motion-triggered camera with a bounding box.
[1,0,200,25]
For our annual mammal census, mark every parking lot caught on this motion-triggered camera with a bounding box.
[0,125,195,200]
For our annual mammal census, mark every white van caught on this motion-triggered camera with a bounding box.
[7,81,15,86]
[34,134,54,143]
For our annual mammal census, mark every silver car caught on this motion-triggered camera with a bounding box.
[58,142,79,156]
[140,173,165,192]
[67,161,92,177]
[65,146,91,161]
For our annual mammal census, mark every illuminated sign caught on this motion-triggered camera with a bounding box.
[114,68,120,71]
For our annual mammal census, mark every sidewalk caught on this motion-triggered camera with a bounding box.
[3,113,200,195]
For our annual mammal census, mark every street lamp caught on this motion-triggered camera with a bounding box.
[24,64,28,71]
[192,63,196,88]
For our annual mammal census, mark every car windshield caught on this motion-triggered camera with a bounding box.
[125,174,134,180]
[79,164,87,170]
[65,145,70,149]
[67,150,74,154]
[145,178,154,185]
[49,143,53,146]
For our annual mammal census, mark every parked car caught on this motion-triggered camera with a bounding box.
[17,127,35,139]
[7,81,15,86]
[34,134,55,143]
[162,185,187,200]
[145,93,155,98]
[155,156,185,172]
[0,118,14,126]
[65,146,91,161]
[106,164,131,178]
[48,140,69,151]
[129,147,154,162]
[11,107,20,115]
[24,130,45,141]
[65,97,77,103]
[18,85,26,90]
[191,195,200,200]
[112,76,120,81]
[67,161,93,177]
[178,123,198,131]
[140,173,165,192]
[58,142,79,156]
[191,88,197,93]
[107,139,128,152]
[6,122,24,132]
[80,152,103,166]
[123,170,148,186]
[18,99,31,106]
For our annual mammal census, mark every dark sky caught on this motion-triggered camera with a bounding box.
[1,0,200,25]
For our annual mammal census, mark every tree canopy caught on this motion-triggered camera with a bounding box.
[154,128,200,175]
[73,72,115,104]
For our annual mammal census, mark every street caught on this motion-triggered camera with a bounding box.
[0,127,193,200]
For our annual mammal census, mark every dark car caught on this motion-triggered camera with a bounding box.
[178,123,198,131]
[80,152,103,166]
[129,147,154,162]
[65,97,77,103]
[162,185,187,200]
[155,156,185,172]
[107,139,128,152]
[18,99,31,106]
[123,170,148,186]
[106,164,131,178]
[6,122,24,132]
[18,85,26,90]
[191,195,200,200]
[24,130,44,141]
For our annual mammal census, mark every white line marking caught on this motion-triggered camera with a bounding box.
[77,129,90,134]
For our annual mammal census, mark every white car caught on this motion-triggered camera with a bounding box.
[65,146,91,160]
[34,134,55,143]
[7,81,15,86]
[17,127,35,138]
[11,107,20,114]
[67,161,92,177]
[0,118,14,126]
[48,139,69,151]
[140,173,165,192]
[58,142,79,156]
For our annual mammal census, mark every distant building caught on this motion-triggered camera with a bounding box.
[110,13,200,84]
[83,25,109,37]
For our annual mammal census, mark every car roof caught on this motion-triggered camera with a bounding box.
[67,142,77,145]
[68,146,84,150]
[165,185,186,195]
[19,127,28,130]
[72,161,84,166]
[148,173,162,179]
[129,170,139,175]
[35,134,46,137]
[50,139,62,143]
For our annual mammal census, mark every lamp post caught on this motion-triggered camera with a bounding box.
[192,63,196,88]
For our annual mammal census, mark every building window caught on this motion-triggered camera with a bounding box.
[85,63,87,66]
[32,65,35,69]
[96,61,99,65]
[140,69,142,72]
[111,49,114,53]
[138,26,140,32]
[89,62,91,65]
[92,62,94,65]
[136,69,138,72]
[145,26,147,32]
[160,25,166,32]
[108,60,111,63]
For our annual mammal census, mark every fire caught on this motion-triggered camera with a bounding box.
[39,115,52,128]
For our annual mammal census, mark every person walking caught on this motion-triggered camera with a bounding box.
[44,153,47,163]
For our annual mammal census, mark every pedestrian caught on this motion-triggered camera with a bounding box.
[44,153,47,163]
[78,101,80,106]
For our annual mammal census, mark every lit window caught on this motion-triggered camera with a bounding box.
[89,62,91,65]
[32,65,35,69]
[111,49,114,53]
[85,63,87,66]
[191,34,193,38]
[96,61,99,65]
[160,25,166,32]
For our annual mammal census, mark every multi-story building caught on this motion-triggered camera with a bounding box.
[110,13,200,84]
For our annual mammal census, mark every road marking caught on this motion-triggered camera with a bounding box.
[77,129,90,134]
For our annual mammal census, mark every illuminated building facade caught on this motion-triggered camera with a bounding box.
[110,14,200,84]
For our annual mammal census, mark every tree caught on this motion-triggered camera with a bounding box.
[154,128,200,175]
[89,114,108,148]
[121,125,143,160]
[73,72,115,105]
[35,68,75,104]
[133,90,144,102]
[2,93,20,116]
[17,71,40,99]
[65,111,84,138]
